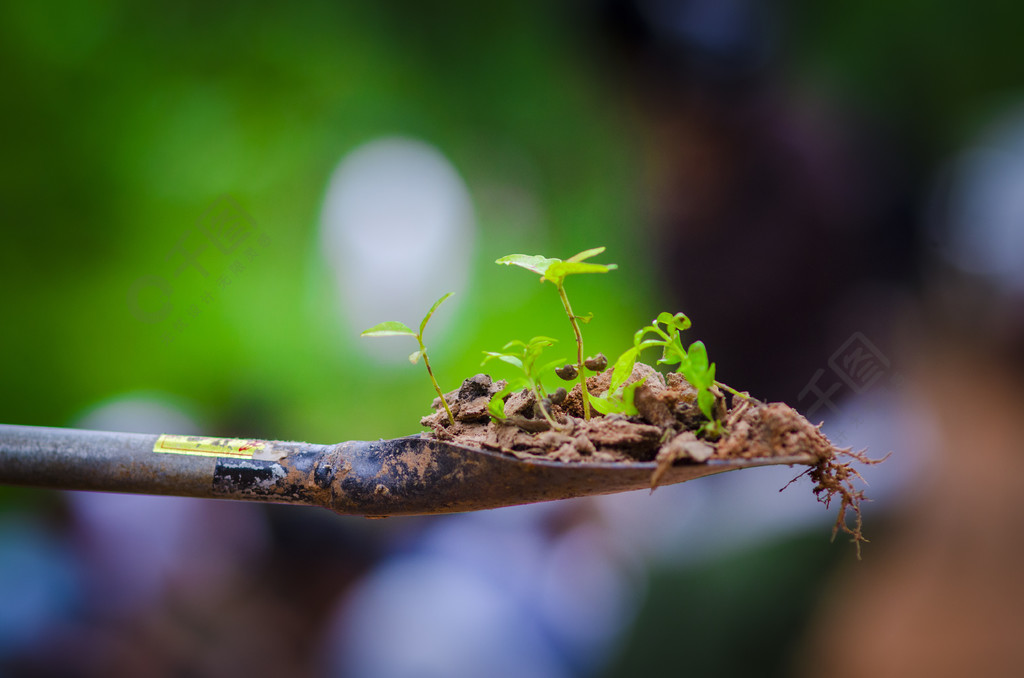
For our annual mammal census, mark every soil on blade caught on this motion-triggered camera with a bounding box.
[421,363,834,465]
[421,363,883,554]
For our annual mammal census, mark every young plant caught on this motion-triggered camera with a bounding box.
[611,312,723,435]
[482,336,565,429]
[495,247,617,420]
[361,293,455,425]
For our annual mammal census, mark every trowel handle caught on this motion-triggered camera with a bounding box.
[0,424,329,505]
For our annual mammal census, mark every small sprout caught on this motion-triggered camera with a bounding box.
[620,311,721,430]
[362,293,455,425]
[483,336,564,429]
[698,418,727,440]
[487,387,508,421]
[555,364,578,380]
[550,387,567,405]
[584,353,608,372]
[496,247,617,421]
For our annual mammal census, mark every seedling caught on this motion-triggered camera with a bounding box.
[495,247,617,421]
[482,336,565,429]
[362,293,455,425]
[396,250,882,556]
[607,311,724,436]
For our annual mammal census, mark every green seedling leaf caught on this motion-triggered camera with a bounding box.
[698,418,726,439]
[657,311,691,332]
[591,375,647,416]
[544,260,617,286]
[655,331,687,367]
[361,321,416,337]
[482,336,565,428]
[697,388,716,421]
[521,336,557,350]
[420,292,454,335]
[620,375,648,413]
[609,346,639,393]
[688,340,709,374]
[362,295,456,426]
[483,352,524,369]
[498,249,616,286]
[576,312,594,324]
[589,393,616,415]
[636,341,663,355]
[495,254,558,276]
[488,384,512,420]
[633,328,665,350]
[566,246,608,263]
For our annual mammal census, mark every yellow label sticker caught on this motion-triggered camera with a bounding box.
[154,434,265,459]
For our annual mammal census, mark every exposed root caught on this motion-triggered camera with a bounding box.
[783,447,891,558]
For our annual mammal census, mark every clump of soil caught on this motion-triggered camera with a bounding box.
[422,364,884,553]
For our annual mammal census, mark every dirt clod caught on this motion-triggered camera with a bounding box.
[458,373,494,401]
[651,431,715,487]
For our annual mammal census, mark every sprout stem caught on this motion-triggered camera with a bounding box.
[535,397,561,430]
[715,381,750,400]
[419,336,454,425]
[557,283,591,420]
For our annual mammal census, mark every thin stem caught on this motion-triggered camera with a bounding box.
[419,336,454,425]
[715,381,751,400]
[557,283,590,420]
[533,389,561,430]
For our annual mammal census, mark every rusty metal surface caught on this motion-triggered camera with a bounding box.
[0,424,816,516]
[319,435,815,516]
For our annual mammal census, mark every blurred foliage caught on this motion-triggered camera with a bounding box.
[787,0,1024,157]
[1,0,1022,490]
[2,0,1022,498]
[0,0,652,461]
[4,0,1020,437]
[601,532,846,678]
[2,2,1024,676]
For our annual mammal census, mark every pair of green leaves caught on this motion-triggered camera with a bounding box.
[482,336,564,421]
[495,247,618,285]
[361,293,455,424]
[361,293,453,365]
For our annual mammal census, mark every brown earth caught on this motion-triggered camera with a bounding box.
[421,364,835,464]
[421,363,883,552]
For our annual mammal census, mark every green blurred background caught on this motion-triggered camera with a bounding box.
[3,1,1024,676]
[0,1,654,448]
[4,0,1020,445]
